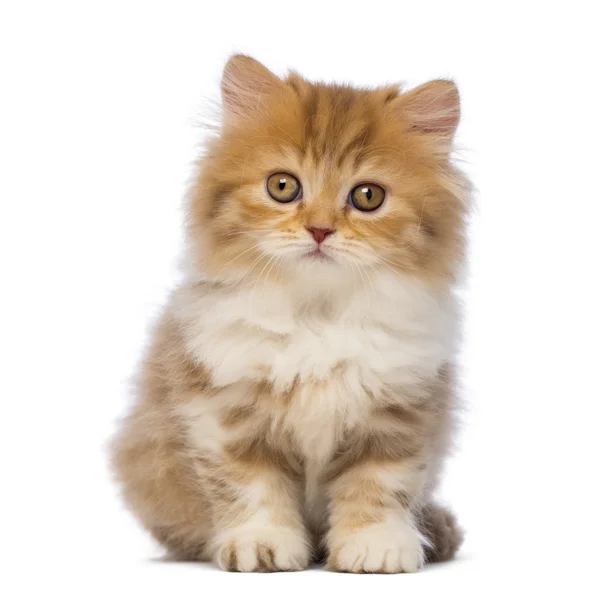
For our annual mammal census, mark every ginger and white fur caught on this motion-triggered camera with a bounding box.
[111,55,468,573]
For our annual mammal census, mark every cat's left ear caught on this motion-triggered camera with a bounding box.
[221,54,283,123]
[391,80,460,151]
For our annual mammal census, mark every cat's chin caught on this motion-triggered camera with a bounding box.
[286,254,364,289]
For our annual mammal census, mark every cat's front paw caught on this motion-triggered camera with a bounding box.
[328,520,424,573]
[215,527,309,572]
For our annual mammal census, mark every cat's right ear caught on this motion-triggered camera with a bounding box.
[390,80,460,153]
[221,55,283,123]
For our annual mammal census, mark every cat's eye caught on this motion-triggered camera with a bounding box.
[349,183,386,212]
[267,173,301,203]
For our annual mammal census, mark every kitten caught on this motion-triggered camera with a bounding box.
[111,55,469,573]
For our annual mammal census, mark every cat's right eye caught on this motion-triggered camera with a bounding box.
[266,173,302,203]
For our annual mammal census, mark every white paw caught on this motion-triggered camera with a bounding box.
[329,519,424,573]
[215,527,309,572]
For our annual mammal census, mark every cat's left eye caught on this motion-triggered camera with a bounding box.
[267,173,302,203]
[349,183,386,212]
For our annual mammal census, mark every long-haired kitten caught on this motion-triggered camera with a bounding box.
[111,55,469,573]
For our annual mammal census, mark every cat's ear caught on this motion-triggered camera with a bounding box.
[391,80,460,149]
[221,55,283,122]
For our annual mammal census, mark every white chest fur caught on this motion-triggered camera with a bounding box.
[177,272,457,463]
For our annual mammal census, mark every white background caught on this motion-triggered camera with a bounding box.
[2,1,591,598]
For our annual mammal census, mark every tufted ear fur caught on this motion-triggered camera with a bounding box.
[392,80,460,150]
[221,54,283,123]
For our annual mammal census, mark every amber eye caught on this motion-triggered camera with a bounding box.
[266,173,301,203]
[349,183,386,212]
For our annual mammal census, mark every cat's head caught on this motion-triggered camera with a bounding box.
[188,55,468,289]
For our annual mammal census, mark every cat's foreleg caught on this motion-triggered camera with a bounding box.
[325,451,428,573]
[208,454,310,572]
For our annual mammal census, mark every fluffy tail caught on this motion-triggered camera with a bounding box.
[420,503,464,563]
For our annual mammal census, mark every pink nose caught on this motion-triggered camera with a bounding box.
[306,227,335,245]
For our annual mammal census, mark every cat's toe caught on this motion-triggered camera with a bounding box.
[216,528,309,572]
[328,521,424,573]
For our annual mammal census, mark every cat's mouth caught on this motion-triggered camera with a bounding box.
[304,248,333,262]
